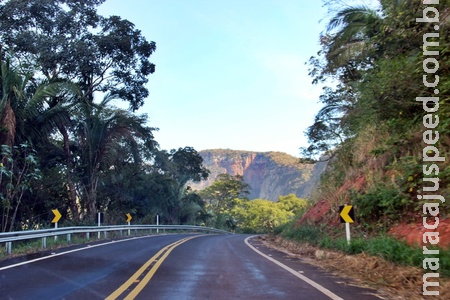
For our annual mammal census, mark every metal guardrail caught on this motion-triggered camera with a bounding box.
[0,225,231,254]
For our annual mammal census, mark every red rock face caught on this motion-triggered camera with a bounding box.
[189,150,320,201]
[223,152,257,176]
[389,218,450,249]
[295,199,332,226]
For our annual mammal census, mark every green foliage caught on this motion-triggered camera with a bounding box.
[352,184,410,227]
[168,147,210,186]
[97,146,209,225]
[302,0,450,250]
[282,224,322,245]
[281,224,450,277]
[0,143,41,232]
[198,177,307,233]
[0,0,210,228]
[0,0,156,110]
[75,95,157,216]
[305,0,450,159]
[232,198,296,234]
[199,174,250,229]
[277,194,310,216]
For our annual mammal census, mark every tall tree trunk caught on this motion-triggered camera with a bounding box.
[57,124,80,220]
[0,99,15,231]
[0,99,16,148]
[85,176,98,221]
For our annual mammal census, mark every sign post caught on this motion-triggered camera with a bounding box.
[156,215,159,233]
[97,212,104,239]
[339,205,355,245]
[51,209,61,240]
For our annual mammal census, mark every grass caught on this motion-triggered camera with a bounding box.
[279,223,450,277]
[0,235,90,260]
[1,228,204,260]
[0,230,155,260]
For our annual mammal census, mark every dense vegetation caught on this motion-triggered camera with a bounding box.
[197,173,309,232]
[278,222,450,277]
[0,0,304,233]
[276,0,450,283]
[300,0,450,227]
[0,0,214,231]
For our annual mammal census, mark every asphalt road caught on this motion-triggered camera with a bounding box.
[0,234,382,299]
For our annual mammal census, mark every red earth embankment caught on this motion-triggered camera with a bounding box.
[296,175,450,249]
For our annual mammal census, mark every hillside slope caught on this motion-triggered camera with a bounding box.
[190,149,327,201]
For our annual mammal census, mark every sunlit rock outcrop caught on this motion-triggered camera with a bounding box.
[190,149,327,201]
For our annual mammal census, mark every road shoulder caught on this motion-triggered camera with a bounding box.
[246,235,388,300]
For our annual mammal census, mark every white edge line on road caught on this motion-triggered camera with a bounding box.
[244,236,344,300]
[0,235,159,271]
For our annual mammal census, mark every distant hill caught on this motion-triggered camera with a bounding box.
[189,149,328,201]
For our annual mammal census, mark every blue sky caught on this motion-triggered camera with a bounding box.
[98,0,328,157]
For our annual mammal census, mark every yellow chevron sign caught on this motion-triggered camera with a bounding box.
[339,205,354,223]
[126,213,132,223]
[51,209,62,223]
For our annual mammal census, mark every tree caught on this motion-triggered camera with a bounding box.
[199,174,251,228]
[301,84,358,158]
[0,143,41,232]
[303,0,450,225]
[0,0,156,110]
[0,0,157,221]
[150,147,209,224]
[231,195,308,234]
[277,194,310,216]
[75,95,156,218]
[169,147,210,186]
[97,146,209,224]
[303,3,382,159]
[0,55,73,230]
[324,4,382,71]
[303,0,447,159]
[178,191,207,225]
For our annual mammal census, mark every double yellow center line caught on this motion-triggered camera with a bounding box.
[106,235,199,300]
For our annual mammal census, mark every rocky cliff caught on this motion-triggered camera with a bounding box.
[190,149,327,201]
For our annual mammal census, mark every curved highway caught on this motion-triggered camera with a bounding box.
[0,234,381,299]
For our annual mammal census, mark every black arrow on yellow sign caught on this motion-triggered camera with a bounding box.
[126,213,132,223]
[339,205,355,223]
[51,209,62,223]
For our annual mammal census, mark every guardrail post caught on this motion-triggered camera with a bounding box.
[6,242,12,254]
[86,232,90,240]
[67,233,71,244]
[103,231,107,239]
[42,237,47,249]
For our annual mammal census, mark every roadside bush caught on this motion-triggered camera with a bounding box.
[280,224,450,277]
[352,184,410,227]
[282,224,322,245]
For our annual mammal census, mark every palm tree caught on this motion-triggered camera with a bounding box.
[322,0,420,71]
[0,58,21,149]
[324,4,382,69]
[0,57,73,231]
[75,95,156,218]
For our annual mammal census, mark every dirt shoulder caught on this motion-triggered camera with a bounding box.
[260,235,448,300]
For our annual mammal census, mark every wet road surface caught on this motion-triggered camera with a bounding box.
[0,234,382,299]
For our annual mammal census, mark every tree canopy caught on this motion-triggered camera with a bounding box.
[303,0,450,225]
[0,0,213,231]
[232,194,309,233]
